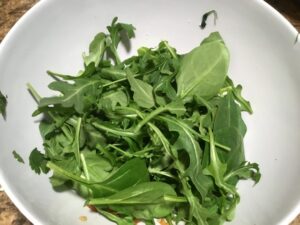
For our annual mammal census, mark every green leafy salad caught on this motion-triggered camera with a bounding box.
[27,17,261,225]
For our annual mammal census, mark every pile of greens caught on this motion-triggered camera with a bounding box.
[27,18,260,225]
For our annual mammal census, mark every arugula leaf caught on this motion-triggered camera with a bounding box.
[159,116,212,198]
[100,67,127,80]
[106,17,135,64]
[203,129,239,221]
[39,79,102,113]
[224,162,261,185]
[153,75,177,102]
[107,17,135,49]
[84,123,107,149]
[225,77,253,114]
[127,70,155,108]
[213,93,245,171]
[48,158,149,198]
[176,32,229,100]
[99,158,149,193]
[12,150,25,164]
[29,148,49,174]
[49,157,80,190]
[97,88,128,110]
[80,150,113,182]
[204,129,236,194]
[83,32,106,67]
[89,182,178,220]
[48,63,97,81]
[160,116,202,174]
[0,91,7,119]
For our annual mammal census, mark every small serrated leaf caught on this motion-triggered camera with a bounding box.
[12,150,25,164]
[29,148,49,174]
[127,71,155,109]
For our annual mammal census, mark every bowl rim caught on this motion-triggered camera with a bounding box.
[0,0,299,224]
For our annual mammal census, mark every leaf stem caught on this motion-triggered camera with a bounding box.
[162,41,178,59]
[148,167,177,180]
[89,195,186,205]
[26,83,63,124]
[110,47,121,65]
[108,144,132,157]
[191,129,231,152]
[75,117,82,166]
[219,86,233,95]
[26,83,42,102]
[163,195,188,203]
[134,106,167,133]
[80,153,90,180]
[102,74,140,88]
[92,122,137,137]
[61,126,73,141]
[133,146,157,156]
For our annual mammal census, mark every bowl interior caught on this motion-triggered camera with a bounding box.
[0,0,300,224]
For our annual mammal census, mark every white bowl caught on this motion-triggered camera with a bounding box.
[1,0,300,224]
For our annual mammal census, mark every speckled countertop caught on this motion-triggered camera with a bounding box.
[0,0,300,224]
